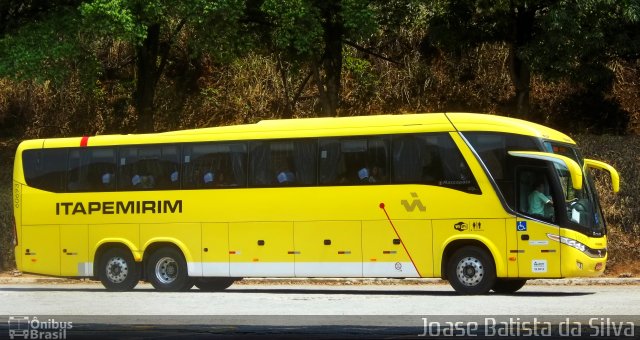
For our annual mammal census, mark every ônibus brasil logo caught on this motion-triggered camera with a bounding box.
[8,316,72,339]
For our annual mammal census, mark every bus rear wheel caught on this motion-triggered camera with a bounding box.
[99,247,140,291]
[447,246,496,295]
[146,247,192,292]
[195,278,239,292]
[492,279,527,294]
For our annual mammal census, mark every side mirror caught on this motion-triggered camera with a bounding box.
[584,159,620,193]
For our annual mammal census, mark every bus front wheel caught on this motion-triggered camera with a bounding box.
[99,247,140,291]
[447,246,496,295]
[146,247,193,292]
[492,279,527,294]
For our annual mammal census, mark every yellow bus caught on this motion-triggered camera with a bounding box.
[11,113,619,294]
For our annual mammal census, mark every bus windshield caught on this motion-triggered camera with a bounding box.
[544,142,605,236]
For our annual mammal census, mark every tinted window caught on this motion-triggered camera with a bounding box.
[183,142,247,189]
[392,133,480,193]
[319,137,389,185]
[464,132,539,203]
[250,140,317,186]
[118,145,180,190]
[22,148,68,192]
[68,147,117,192]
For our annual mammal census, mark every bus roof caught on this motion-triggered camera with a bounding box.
[17,112,575,148]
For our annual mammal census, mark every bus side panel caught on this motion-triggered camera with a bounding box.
[229,222,294,277]
[393,219,433,277]
[60,225,89,276]
[432,219,507,278]
[140,223,202,276]
[89,224,141,266]
[21,225,60,276]
[201,223,230,276]
[362,220,431,278]
[294,221,362,277]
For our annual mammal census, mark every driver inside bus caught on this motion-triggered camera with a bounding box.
[528,181,553,218]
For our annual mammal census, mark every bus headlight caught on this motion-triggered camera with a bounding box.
[546,233,606,258]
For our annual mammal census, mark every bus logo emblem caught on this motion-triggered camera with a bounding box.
[401,193,426,212]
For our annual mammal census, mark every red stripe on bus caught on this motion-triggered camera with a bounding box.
[379,202,423,277]
[80,136,89,147]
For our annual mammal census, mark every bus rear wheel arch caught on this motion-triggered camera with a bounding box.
[145,246,194,292]
[446,245,496,295]
[98,246,140,291]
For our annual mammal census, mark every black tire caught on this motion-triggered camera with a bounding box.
[146,247,192,292]
[99,247,140,291]
[195,278,239,292]
[492,279,527,294]
[447,246,496,295]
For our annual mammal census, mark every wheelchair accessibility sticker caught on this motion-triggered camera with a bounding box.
[517,221,527,232]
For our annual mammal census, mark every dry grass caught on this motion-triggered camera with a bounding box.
[573,135,640,274]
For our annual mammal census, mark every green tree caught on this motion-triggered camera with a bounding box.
[0,0,249,133]
[80,0,248,132]
[0,1,93,85]
[257,0,378,117]
[423,0,640,120]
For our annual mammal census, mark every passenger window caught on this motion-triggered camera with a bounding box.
[249,140,317,186]
[23,148,68,192]
[183,143,247,189]
[118,145,180,190]
[392,133,480,193]
[318,137,389,185]
[68,147,117,192]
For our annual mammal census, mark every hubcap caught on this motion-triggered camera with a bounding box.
[155,257,179,284]
[106,257,128,283]
[456,256,484,287]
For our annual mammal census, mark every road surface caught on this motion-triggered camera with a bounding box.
[1,281,639,338]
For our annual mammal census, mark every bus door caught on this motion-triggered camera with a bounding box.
[514,166,561,278]
[509,151,583,278]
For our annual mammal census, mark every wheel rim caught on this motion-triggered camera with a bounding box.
[106,256,129,283]
[456,256,484,287]
[155,257,179,284]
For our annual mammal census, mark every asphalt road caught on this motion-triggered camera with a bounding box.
[1,282,639,338]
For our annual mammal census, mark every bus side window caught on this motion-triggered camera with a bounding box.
[250,142,273,186]
[119,147,163,190]
[320,137,388,185]
[319,139,343,185]
[184,142,247,189]
[250,140,317,187]
[68,148,116,192]
[392,133,480,194]
[23,148,68,192]
[392,136,424,183]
